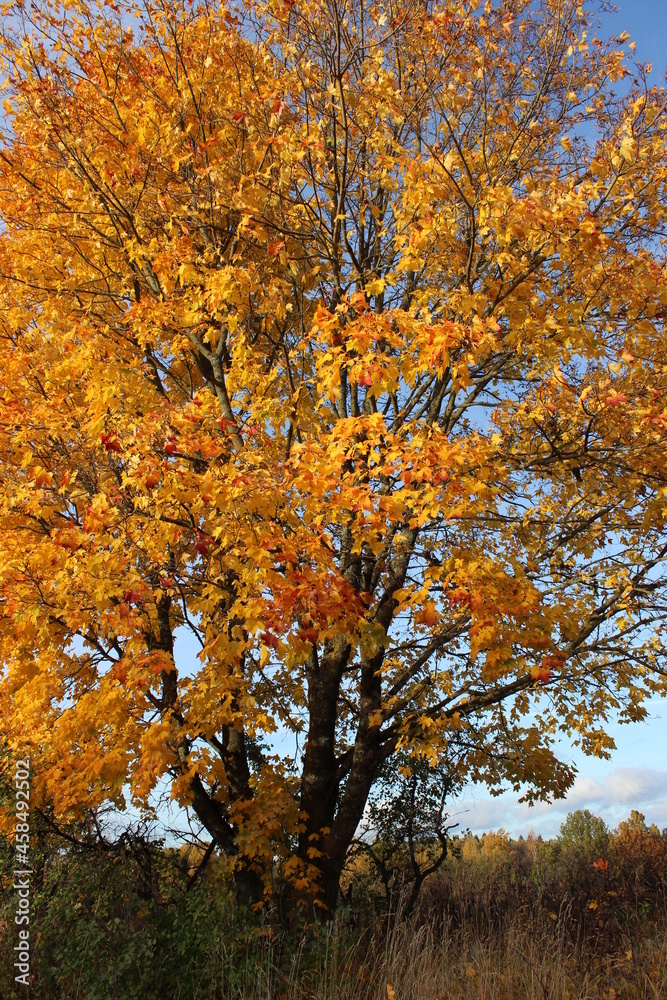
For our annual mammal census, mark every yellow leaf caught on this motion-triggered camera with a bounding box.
[619,136,636,162]
[414,603,438,627]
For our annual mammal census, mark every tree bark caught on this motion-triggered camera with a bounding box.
[297,529,420,917]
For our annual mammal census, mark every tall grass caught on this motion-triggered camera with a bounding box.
[268,908,667,1000]
[158,901,667,1000]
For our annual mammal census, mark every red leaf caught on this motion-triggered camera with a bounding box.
[100,433,122,453]
[531,664,551,684]
[605,393,627,407]
[218,417,240,435]
[124,589,144,605]
[260,631,280,649]
[32,469,53,488]
[194,535,211,556]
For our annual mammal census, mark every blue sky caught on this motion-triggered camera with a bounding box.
[454,696,667,838]
[599,0,667,85]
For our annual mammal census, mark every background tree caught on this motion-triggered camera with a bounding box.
[346,748,463,916]
[558,809,609,860]
[0,0,666,916]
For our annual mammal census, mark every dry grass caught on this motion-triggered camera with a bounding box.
[246,910,667,1000]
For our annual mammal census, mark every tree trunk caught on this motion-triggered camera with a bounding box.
[297,643,349,880]
[300,710,389,916]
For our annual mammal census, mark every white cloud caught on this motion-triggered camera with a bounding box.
[566,768,667,808]
[453,767,667,839]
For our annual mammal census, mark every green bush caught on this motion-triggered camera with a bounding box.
[0,832,273,1000]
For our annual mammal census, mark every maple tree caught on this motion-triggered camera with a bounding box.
[1,0,667,915]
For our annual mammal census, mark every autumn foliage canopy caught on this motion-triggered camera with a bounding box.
[0,0,666,912]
